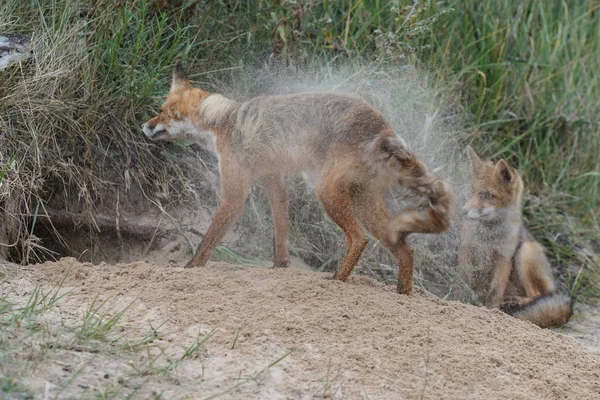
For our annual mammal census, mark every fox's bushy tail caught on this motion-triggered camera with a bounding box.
[502,293,573,328]
[365,135,456,242]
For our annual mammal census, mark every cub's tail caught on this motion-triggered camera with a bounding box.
[365,135,456,242]
[502,293,573,328]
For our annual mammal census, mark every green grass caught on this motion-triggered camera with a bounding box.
[0,271,297,397]
[0,376,34,399]
[0,273,220,398]
[0,0,597,297]
[425,0,600,261]
[76,294,136,341]
[1,275,67,327]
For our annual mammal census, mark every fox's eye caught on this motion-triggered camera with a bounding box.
[479,191,495,200]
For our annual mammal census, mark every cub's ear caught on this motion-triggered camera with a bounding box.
[495,159,514,184]
[171,61,191,92]
[467,145,483,173]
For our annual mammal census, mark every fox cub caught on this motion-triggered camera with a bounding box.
[142,63,455,295]
[459,147,572,328]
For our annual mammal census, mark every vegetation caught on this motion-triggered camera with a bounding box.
[0,272,293,398]
[428,1,600,296]
[0,1,597,297]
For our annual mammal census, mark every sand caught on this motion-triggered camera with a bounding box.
[2,258,599,399]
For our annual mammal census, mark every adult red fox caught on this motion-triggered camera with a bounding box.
[459,147,572,327]
[142,63,455,295]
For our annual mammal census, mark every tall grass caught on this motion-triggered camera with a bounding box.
[427,0,599,232]
[0,0,597,295]
[0,0,214,261]
[423,1,600,292]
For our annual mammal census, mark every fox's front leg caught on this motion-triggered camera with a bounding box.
[485,253,512,308]
[185,163,250,269]
[458,245,474,284]
[395,238,415,295]
[458,221,478,287]
[458,247,470,267]
[261,173,290,268]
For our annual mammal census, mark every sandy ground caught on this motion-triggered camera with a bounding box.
[2,258,600,399]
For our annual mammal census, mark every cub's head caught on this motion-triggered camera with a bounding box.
[463,146,523,221]
[142,63,211,142]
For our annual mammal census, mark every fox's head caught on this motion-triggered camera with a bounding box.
[463,146,523,221]
[142,63,213,142]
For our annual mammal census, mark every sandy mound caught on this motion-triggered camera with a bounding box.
[5,258,600,399]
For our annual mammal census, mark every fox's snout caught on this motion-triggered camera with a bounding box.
[141,122,153,137]
[142,121,167,139]
[462,205,495,220]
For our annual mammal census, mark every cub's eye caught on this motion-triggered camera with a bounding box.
[479,191,495,200]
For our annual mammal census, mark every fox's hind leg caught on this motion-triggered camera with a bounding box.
[317,165,369,283]
[514,241,556,298]
[261,173,290,268]
[352,188,415,295]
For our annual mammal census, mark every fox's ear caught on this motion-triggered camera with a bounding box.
[467,146,483,173]
[171,61,191,92]
[495,159,513,184]
[173,61,188,80]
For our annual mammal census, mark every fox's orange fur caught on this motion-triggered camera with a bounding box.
[459,147,572,328]
[142,63,455,294]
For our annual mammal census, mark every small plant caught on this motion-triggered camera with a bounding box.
[0,156,14,185]
[375,0,454,63]
[203,349,294,400]
[318,358,344,399]
[4,277,68,327]
[180,328,217,361]
[121,320,169,353]
[131,344,173,377]
[230,328,241,350]
[76,295,135,342]
[0,376,33,399]
[0,277,69,397]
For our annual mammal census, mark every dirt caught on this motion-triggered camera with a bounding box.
[2,258,599,399]
[560,300,600,353]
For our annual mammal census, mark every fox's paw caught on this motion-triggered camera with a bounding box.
[409,173,438,197]
[331,269,352,282]
[272,259,290,269]
[484,291,502,309]
[428,179,456,228]
[429,179,455,209]
[184,259,206,269]
[396,281,413,295]
[183,261,196,269]
[413,175,455,209]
